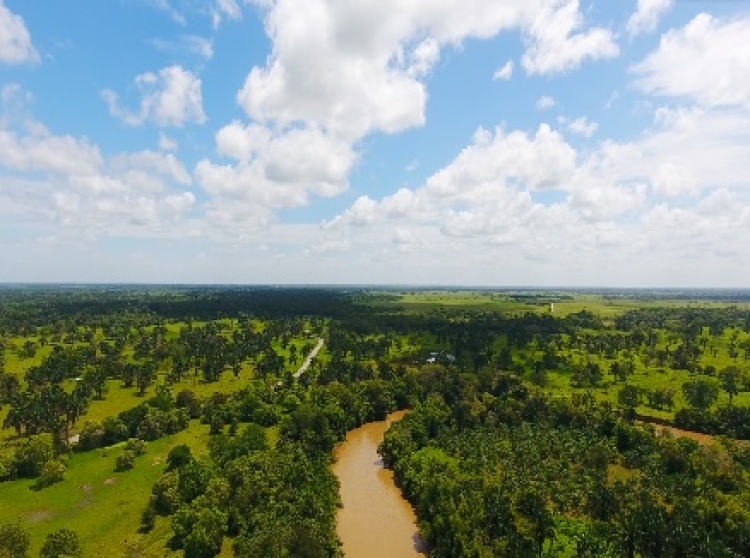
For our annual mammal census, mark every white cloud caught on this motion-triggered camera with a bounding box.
[0,1,39,65]
[536,95,556,110]
[110,150,192,185]
[238,0,613,140]
[493,60,514,81]
[158,132,178,152]
[318,97,750,280]
[0,95,197,239]
[212,0,242,27]
[627,0,673,37]
[0,124,102,175]
[102,65,206,127]
[409,37,440,77]
[567,116,598,137]
[521,0,619,75]
[426,124,577,197]
[215,121,272,161]
[196,125,357,238]
[633,13,750,109]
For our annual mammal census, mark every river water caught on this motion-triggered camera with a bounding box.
[333,411,428,557]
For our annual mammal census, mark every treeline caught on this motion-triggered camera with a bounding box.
[0,286,357,334]
[380,373,750,557]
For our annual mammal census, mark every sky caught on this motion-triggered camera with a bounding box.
[1,0,750,287]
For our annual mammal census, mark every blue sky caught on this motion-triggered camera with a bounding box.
[1,0,750,286]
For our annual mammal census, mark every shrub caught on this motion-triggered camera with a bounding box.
[40,529,82,558]
[124,438,148,456]
[77,421,104,451]
[0,521,30,557]
[34,459,66,490]
[116,450,136,472]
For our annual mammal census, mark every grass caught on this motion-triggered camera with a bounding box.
[0,420,213,557]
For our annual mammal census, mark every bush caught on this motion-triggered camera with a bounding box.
[140,502,156,532]
[116,450,136,472]
[77,421,104,451]
[40,528,82,558]
[34,459,66,490]
[101,417,129,446]
[0,521,30,557]
[124,438,148,456]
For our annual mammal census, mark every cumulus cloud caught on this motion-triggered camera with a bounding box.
[238,0,614,140]
[195,124,357,237]
[0,1,39,65]
[0,124,103,176]
[627,0,673,37]
[102,65,206,127]
[633,13,750,109]
[0,95,197,239]
[493,60,514,81]
[318,95,750,280]
[567,116,598,137]
[521,0,619,75]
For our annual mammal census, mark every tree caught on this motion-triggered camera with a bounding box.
[682,378,720,411]
[514,489,555,557]
[135,360,157,396]
[719,366,746,405]
[13,433,54,478]
[0,521,30,557]
[618,385,640,410]
[167,444,193,471]
[40,529,82,558]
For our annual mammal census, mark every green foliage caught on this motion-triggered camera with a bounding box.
[166,443,192,471]
[617,384,640,409]
[33,458,66,490]
[0,521,30,557]
[115,450,136,472]
[124,438,147,456]
[381,376,750,557]
[682,377,720,410]
[39,529,82,558]
[12,433,54,478]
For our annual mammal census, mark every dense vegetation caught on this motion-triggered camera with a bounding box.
[381,376,750,556]
[2,286,750,556]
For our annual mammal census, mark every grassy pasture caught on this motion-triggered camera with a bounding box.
[0,420,215,557]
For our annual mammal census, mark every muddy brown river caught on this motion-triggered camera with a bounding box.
[333,411,428,557]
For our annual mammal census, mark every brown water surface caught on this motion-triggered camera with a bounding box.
[333,411,427,557]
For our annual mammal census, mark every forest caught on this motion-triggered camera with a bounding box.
[1,286,750,556]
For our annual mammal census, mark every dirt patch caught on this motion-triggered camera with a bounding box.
[104,477,116,486]
[656,425,714,445]
[27,510,54,523]
[79,483,92,493]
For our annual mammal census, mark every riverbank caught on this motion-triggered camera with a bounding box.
[333,411,427,558]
